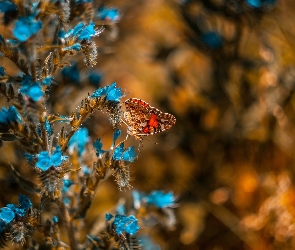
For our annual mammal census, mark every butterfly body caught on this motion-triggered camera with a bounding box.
[123,98,176,141]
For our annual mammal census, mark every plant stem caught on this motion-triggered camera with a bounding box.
[59,198,78,250]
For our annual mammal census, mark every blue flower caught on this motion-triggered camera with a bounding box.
[90,82,123,102]
[51,146,68,166]
[106,83,123,102]
[93,138,105,156]
[113,143,125,160]
[18,194,32,211]
[36,151,51,171]
[112,129,121,148]
[7,195,33,217]
[36,146,68,171]
[97,6,120,21]
[113,214,140,235]
[61,22,97,41]
[122,147,136,162]
[20,76,44,102]
[113,144,136,162]
[147,191,175,208]
[78,22,96,40]
[28,84,43,101]
[0,67,5,76]
[62,63,80,84]
[68,128,89,156]
[201,32,223,49]
[105,213,113,221]
[0,221,6,233]
[0,207,15,224]
[44,117,53,136]
[0,106,21,124]
[13,16,42,42]
[24,153,35,163]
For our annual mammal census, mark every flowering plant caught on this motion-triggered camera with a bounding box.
[0,1,176,249]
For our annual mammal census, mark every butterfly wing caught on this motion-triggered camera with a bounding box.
[124,98,176,140]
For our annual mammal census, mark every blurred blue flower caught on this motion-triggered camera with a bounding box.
[20,76,43,102]
[62,63,80,84]
[113,144,136,162]
[63,197,70,205]
[63,179,74,193]
[147,191,175,208]
[113,214,140,235]
[116,203,125,215]
[0,67,5,76]
[0,207,15,224]
[246,0,277,8]
[36,146,68,171]
[97,6,120,21]
[90,82,123,102]
[0,106,21,124]
[76,0,93,2]
[139,236,161,250]
[82,165,91,175]
[201,32,223,49]
[132,190,142,209]
[42,76,52,85]
[0,1,17,13]
[68,128,89,156]
[24,153,35,163]
[53,216,59,223]
[88,71,102,86]
[0,221,6,233]
[13,16,42,42]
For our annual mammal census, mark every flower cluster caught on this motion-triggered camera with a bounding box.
[106,213,140,235]
[0,1,176,249]
[0,195,38,246]
[0,106,21,126]
[90,82,123,102]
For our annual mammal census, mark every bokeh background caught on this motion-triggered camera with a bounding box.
[2,0,295,249]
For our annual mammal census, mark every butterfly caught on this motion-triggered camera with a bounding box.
[123,98,176,141]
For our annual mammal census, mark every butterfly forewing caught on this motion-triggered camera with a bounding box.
[124,98,176,140]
